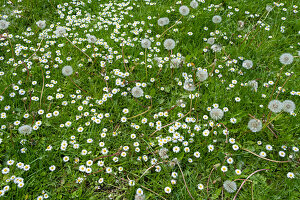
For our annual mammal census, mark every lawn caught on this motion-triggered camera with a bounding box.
[0,0,299,199]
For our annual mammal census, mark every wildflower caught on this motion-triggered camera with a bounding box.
[36,20,46,29]
[259,151,267,157]
[248,119,262,132]
[2,167,9,174]
[131,86,144,98]
[221,166,228,172]
[287,172,295,179]
[268,100,283,113]
[141,39,151,48]
[49,165,56,171]
[164,187,171,194]
[0,20,10,30]
[136,188,144,196]
[282,100,295,113]
[212,15,222,23]
[197,184,204,190]
[279,53,294,65]
[210,108,224,120]
[196,69,208,82]
[223,180,237,193]
[18,125,33,135]
[62,66,73,76]
[179,6,190,16]
[242,60,253,69]
[129,180,135,186]
[158,17,169,26]
[208,144,214,152]
[235,169,242,175]
[54,26,67,37]
[164,39,176,50]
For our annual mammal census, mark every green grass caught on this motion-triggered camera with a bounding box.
[0,0,299,199]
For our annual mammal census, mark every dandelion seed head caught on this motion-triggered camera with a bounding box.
[131,86,144,98]
[210,108,224,120]
[141,38,151,48]
[248,119,262,132]
[36,20,46,29]
[179,6,190,16]
[282,100,295,113]
[242,60,253,69]
[164,39,176,50]
[196,69,208,82]
[268,100,283,113]
[0,20,10,30]
[223,180,237,193]
[279,53,293,65]
[158,17,170,26]
[212,15,222,23]
[62,66,73,76]
[18,125,33,135]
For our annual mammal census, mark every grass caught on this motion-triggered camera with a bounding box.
[0,0,299,199]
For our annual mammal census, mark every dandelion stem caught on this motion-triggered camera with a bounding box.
[242,148,290,163]
[69,77,88,94]
[121,44,128,72]
[139,185,167,200]
[127,106,152,120]
[156,16,183,41]
[137,161,168,183]
[177,162,195,200]
[207,167,215,197]
[233,169,270,200]
[64,36,93,62]
[39,67,45,109]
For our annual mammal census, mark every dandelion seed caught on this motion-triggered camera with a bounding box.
[223,180,237,193]
[279,53,294,65]
[62,66,73,76]
[248,119,262,132]
[268,100,283,113]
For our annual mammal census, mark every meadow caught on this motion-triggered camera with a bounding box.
[0,0,299,199]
